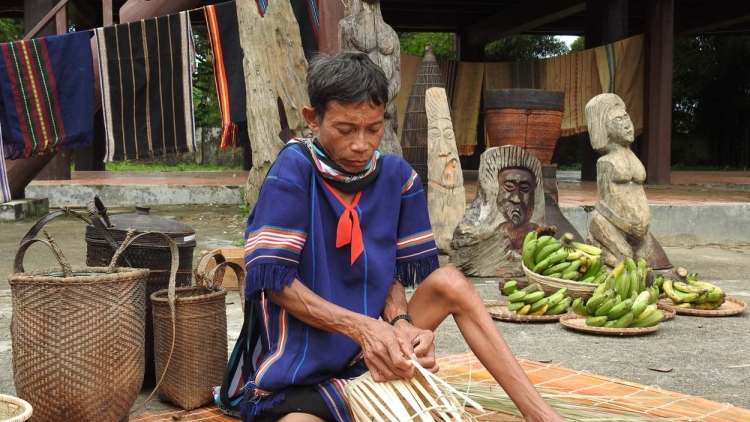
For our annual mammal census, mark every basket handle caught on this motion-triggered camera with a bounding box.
[13,231,73,277]
[116,230,179,416]
[20,207,91,244]
[193,251,227,290]
[209,261,246,311]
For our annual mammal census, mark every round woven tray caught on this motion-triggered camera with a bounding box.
[559,314,660,336]
[485,301,567,323]
[521,262,597,300]
[658,302,677,321]
[657,296,747,317]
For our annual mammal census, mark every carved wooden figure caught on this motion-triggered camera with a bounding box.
[451,146,554,277]
[586,93,671,269]
[425,88,465,253]
[339,0,402,156]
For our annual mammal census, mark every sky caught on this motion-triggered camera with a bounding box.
[556,35,579,48]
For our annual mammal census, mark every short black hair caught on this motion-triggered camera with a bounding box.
[307,51,389,120]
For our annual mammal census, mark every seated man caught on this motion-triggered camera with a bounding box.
[234,51,565,422]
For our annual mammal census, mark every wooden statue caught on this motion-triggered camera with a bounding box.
[450,146,555,277]
[586,94,671,269]
[237,0,310,208]
[339,0,402,156]
[425,87,465,253]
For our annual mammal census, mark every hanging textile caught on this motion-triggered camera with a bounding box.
[0,123,10,203]
[0,31,94,160]
[452,62,484,155]
[205,1,248,149]
[485,56,590,136]
[595,34,644,136]
[95,12,196,162]
[205,0,317,150]
[542,48,602,136]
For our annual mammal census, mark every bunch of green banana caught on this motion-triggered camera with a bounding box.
[571,281,664,328]
[610,257,654,301]
[662,272,726,310]
[504,282,571,316]
[521,232,607,283]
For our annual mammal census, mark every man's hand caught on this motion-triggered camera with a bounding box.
[354,319,435,383]
[393,320,437,374]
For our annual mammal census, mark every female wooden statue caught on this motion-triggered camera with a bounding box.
[586,93,671,269]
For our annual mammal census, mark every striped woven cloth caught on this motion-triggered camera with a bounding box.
[0,122,10,203]
[204,0,318,149]
[95,12,196,162]
[0,31,94,160]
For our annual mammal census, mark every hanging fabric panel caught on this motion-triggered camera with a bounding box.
[0,31,94,160]
[95,11,196,162]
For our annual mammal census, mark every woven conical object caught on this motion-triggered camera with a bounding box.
[401,46,445,190]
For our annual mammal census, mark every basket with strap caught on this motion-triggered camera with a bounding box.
[9,231,149,422]
[150,251,246,410]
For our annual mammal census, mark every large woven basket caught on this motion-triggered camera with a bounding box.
[151,251,245,410]
[484,89,565,165]
[0,395,32,422]
[9,232,149,422]
[521,261,597,300]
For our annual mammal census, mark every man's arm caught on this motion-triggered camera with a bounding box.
[381,281,438,372]
[266,280,416,382]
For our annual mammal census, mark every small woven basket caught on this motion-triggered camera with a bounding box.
[151,251,245,410]
[0,395,32,422]
[521,261,597,300]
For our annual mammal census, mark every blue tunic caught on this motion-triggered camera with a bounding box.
[240,143,439,421]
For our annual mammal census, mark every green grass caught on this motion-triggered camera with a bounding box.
[103,161,242,172]
[231,238,245,247]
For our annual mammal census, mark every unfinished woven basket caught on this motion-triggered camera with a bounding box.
[346,360,483,422]
[9,232,149,422]
[151,251,246,410]
[0,394,32,422]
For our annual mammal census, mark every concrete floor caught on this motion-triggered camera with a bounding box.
[0,205,748,417]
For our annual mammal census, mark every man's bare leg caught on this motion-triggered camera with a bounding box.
[408,266,564,422]
[277,413,326,422]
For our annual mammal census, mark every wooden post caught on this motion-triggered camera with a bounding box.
[103,0,113,26]
[643,0,673,185]
[580,0,628,181]
[318,0,346,55]
[457,30,484,62]
[55,6,67,34]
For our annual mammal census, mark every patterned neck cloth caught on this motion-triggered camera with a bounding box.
[286,137,381,193]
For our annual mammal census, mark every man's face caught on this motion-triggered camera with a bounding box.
[302,101,385,173]
[496,168,535,226]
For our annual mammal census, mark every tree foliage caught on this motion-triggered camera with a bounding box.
[484,35,569,62]
[192,26,221,127]
[399,32,456,60]
[0,18,23,43]
[570,36,585,52]
[672,36,750,167]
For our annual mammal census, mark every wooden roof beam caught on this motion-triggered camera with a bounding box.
[675,0,750,37]
[465,0,585,46]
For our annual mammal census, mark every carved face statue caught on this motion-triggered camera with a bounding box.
[427,118,460,187]
[496,168,535,226]
[606,107,634,147]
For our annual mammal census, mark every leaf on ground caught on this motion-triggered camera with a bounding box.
[648,367,673,373]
